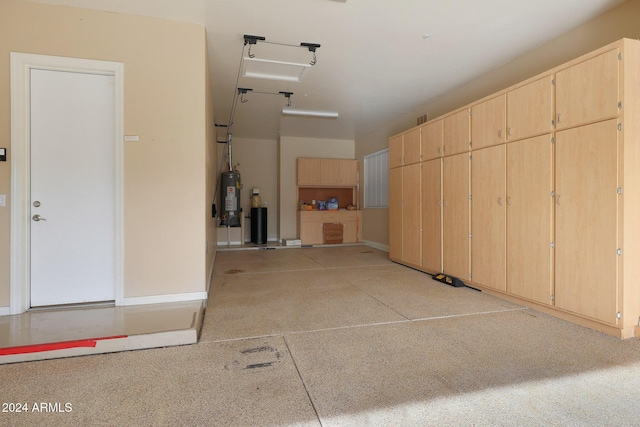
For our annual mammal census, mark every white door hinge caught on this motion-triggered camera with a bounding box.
[618,123,623,131]
[617,312,622,319]
[617,188,622,195]
[617,248,622,256]
[550,295,555,302]
[550,242,555,248]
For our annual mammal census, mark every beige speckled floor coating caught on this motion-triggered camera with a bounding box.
[3,246,640,426]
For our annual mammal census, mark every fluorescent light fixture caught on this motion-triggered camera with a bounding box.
[282,107,339,118]
[242,56,311,82]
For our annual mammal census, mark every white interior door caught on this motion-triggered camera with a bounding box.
[30,68,116,307]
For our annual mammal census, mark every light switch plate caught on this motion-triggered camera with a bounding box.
[0,195,6,207]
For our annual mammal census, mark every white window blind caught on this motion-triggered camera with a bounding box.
[364,148,389,208]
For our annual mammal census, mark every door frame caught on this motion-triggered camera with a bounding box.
[10,53,125,314]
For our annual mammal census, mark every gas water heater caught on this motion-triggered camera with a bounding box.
[220,171,241,227]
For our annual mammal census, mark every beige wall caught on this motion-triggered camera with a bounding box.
[231,138,279,242]
[278,136,355,241]
[356,0,640,248]
[0,0,213,306]
[205,38,218,285]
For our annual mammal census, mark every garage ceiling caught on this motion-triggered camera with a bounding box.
[27,0,626,140]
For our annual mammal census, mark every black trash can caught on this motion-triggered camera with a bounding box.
[251,207,267,244]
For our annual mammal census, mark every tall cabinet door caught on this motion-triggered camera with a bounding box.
[443,153,470,280]
[389,167,403,261]
[471,145,506,291]
[506,135,553,305]
[402,163,422,267]
[555,119,619,324]
[422,158,442,273]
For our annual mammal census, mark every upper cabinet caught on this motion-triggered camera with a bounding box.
[506,75,554,141]
[403,127,422,165]
[389,135,403,169]
[421,120,443,161]
[389,128,421,168]
[443,109,470,156]
[471,95,506,150]
[297,158,358,187]
[555,48,620,130]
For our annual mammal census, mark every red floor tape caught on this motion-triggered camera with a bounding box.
[0,335,128,356]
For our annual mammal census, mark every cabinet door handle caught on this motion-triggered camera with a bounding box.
[498,197,503,206]
[443,199,448,207]
[557,195,561,205]
[507,197,511,206]
[557,114,561,124]
[498,129,503,139]
[507,128,512,138]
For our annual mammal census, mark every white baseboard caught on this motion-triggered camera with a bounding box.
[363,240,389,252]
[0,306,11,316]
[123,291,207,306]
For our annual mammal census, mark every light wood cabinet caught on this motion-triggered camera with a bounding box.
[297,158,357,187]
[401,163,422,267]
[471,95,505,150]
[320,159,357,186]
[506,134,553,305]
[389,39,640,338]
[421,158,442,273]
[389,163,421,268]
[555,48,620,130]
[506,75,554,141]
[389,135,403,169]
[443,109,470,156]
[389,167,403,260]
[443,153,470,280]
[297,157,360,245]
[471,145,506,291]
[421,120,443,161]
[297,158,322,186]
[555,119,619,324]
[403,128,422,165]
[298,211,361,245]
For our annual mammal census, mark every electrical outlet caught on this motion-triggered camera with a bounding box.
[0,195,6,207]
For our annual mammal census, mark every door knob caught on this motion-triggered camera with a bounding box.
[32,214,46,221]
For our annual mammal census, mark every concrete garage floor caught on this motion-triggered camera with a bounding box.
[2,246,640,426]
